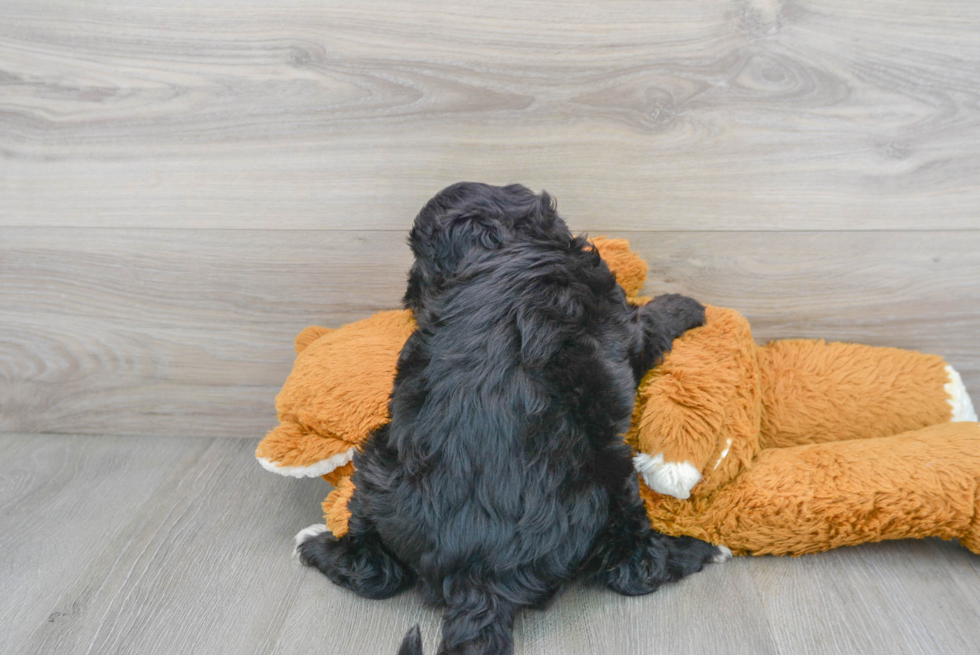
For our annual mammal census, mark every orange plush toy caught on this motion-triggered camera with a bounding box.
[257,239,979,556]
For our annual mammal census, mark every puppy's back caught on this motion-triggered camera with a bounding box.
[378,239,639,594]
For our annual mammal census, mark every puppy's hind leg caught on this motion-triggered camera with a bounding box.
[664,534,732,577]
[296,523,415,600]
[589,444,722,596]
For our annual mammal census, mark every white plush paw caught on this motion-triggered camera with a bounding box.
[292,523,328,560]
[257,446,356,479]
[633,452,702,499]
[712,545,733,563]
[945,365,978,422]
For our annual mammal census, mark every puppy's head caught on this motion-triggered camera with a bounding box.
[403,182,570,312]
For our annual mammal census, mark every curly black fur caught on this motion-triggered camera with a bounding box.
[298,182,721,654]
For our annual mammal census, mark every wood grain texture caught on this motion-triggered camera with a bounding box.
[1,0,979,230]
[2,228,977,439]
[0,434,216,653]
[4,434,980,655]
[3,434,328,655]
[749,540,980,655]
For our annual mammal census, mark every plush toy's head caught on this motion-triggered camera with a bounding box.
[255,310,416,478]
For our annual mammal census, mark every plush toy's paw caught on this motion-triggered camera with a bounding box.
[257,435,356,479]
[633,452,702,499]
[257,310,416,480]
[946,365,978,422]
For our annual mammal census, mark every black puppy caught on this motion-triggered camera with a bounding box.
[297,183,727,655]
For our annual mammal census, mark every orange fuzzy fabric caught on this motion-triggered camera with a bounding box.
[633,307,977,554]
[758,340,951,448]
[257,238,978,556]
[626,306,764,497]
[641,423,980,555]
[323,476,355,538]
[255,310,415,474]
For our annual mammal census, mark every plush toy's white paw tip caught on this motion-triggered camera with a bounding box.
[293,523,328,560]
[945,365,978,423]
[633,453,702,499]
[257,447,357,479]
[712,545,733,563]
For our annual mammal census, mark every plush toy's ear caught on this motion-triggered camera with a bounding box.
[294,326,331,354]
[590,237,648,299]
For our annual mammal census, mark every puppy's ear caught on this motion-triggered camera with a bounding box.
[403,214,507,311]
[436,213,506,271]
[402,260,427,313]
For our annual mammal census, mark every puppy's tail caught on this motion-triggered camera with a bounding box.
[395,586,517,655]
[396,624,423,655]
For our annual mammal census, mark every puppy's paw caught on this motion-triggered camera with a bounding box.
[711,544,733,563]
[602,534,671,597]
[293,523,329,561]
[649,293,706,336]
[663,534,722,579]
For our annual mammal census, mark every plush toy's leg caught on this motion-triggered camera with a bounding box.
[642,422,980,556]
[295,514,415,599]
[758,339,975,449]
[590,443,727,595]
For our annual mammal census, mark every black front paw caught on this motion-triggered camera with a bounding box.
[630,293,706,376]
[600,532,724,596]
[645,293,705,339]
[600,530,671,596]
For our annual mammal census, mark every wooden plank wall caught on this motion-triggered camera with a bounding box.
[2,0,978,439]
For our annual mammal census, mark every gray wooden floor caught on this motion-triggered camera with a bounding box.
[3,433,979,655]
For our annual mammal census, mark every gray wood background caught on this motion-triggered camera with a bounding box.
[1,0,978,439]
[2,1,980,654]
